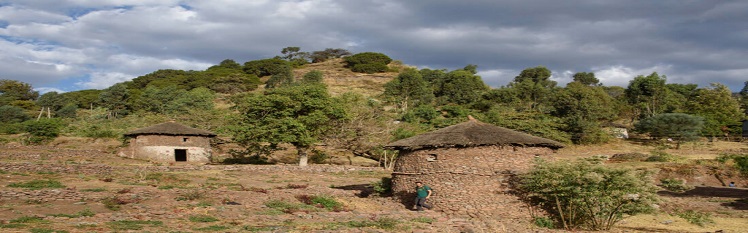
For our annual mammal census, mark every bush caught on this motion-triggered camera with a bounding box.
[243,58,290,77]
[533,217,554,229]
[372,177,392,196]
[676,210,714,226]
[716,153,748,176]
[645,150,676,162]
[660,178,693,192]
[23,118,64,144]
[0,105,30,123]
[344,52,392,73]
[351,63,389,74]
[309,150,329,164]
[8,179,65,190]
[518,159,659,231]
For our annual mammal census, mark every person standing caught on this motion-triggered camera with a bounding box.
[414,181,432,211]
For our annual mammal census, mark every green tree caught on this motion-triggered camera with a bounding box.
[0,105,30,123]
[624,72,669,119]
[168,87,215,114]
[310,48,351,63]
[60,89,101,109]
[383,68,434,111]
[634,113,704,148]
[572,72,599,86]
[739,81,748,115]
[552,82,616,144]
[507,66,557,111]
[518,159,659,231]
[685,83,745,138]
[98,83,130,118]
[23,118,64,144]
[279,46,310,67]
[243,58,290,77]
[433,69,489,105]
[228,83,346,166]
[36,91,68,112]
[0,79,39,106]
[264,66,294,89]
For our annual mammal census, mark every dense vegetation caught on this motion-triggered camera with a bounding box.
[1,47,747,165]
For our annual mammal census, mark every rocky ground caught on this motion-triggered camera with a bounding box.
[0,141,747,232]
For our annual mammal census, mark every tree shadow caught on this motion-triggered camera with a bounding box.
[332,184,375,198]
[658,186,748,210]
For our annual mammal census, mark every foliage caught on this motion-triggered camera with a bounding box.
[372,177,392,196]
[344,52,392,73]
[23,118,64,143]
[310,48,351,63]
[684,83,745,138]
[675,210,714,227]
[227,83,346,166]
[533,217,555,229]
[481,108,571,144]
[8,179,65,190]
[432,69,489,105]
[60,89,101,109]
[660,178,693,192]
[506,66,557,111]
[625,72,671,119]
[716,153,748,176]
[301,70,324,84]
[635,113,704,148]
[518,159,659,230]
[383,68,433,111]
[98,83,130,118]
[243,58,290,77]
[189,215,219,223]
[552,81,616,144]
[56,104,78,118]
[37,91,68,111]
[572,72,600,86]
[0,105,30,123]
[0,79,39,106]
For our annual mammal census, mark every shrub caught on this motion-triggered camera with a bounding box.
[372,177,392,196]
[518,159,659,231]
[351,63,389,74]
[716,153,748,176]
[645,150,676,162]
[660,178,693,192]
[243,58,290,77]
[676,210,714,226]
[344,52,392,73]
[8,179,65,190]
[189,215,219,223]
[533,217,554,229]
[308,150,329,164]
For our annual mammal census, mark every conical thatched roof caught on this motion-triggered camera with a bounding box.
[124,121,216,137]
[385,118,564,150]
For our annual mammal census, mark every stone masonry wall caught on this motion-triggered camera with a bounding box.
[391,145,554,217]
[121,135,212,162]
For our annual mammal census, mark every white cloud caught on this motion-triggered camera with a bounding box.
[477,68,518,88]
[592,64,673,87]
[75,72,133,89]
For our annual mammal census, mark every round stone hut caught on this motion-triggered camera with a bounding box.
[118,121,216,163]
[384,117,564,217]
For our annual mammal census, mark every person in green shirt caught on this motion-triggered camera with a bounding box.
[414,181,432,211]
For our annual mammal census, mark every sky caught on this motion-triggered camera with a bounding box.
[1,0,747,94]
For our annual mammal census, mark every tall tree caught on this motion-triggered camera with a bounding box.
[624,72,668,119]
[228,83,346,166]
[685,83,745,138]
[98,83,130,118]
[740,81,748,115]
[383,68,434,111]
[552,82,616,144]
[572,72,600,86]
[507,66,557,111]
[635,113,704,148]
[0,79,39,106]
[431,66,489,105]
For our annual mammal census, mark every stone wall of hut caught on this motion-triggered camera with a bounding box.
[118,135,212,163]
[391,145,554,217]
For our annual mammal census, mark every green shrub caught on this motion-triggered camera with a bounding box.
[518,159,659,231]
[676,210,714,226]
[351,63,389,74]
[660,178,693,192]
[344,52,392,73]
[309,150,329,164]
[189,215,219,223]
[372,177,392,196]
[8,179,65,190]
[645,150,676,162]
[533,217,554,229]
[717,153,748,176]
[243,58,290,77]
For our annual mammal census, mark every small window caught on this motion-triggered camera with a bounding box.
[183,138,189,142]
[427,154,437,162]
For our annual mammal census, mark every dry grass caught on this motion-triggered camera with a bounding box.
[292,58,397,97]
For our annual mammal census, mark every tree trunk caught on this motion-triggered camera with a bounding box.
[298,147,309,167]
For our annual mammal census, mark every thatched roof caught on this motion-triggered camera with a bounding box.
[385,118,564,150]
[124,121,216,137]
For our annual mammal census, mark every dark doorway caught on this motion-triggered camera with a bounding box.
[174,149,187,162]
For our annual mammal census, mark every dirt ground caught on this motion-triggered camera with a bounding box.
[0,138,746,232]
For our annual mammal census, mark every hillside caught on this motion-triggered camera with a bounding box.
[292,58,402,97]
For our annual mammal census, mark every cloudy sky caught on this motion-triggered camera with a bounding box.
[1,0,747,93]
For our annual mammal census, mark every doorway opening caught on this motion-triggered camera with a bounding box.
[174,149,187,162]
